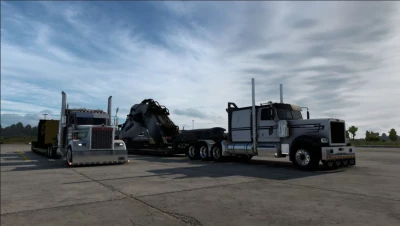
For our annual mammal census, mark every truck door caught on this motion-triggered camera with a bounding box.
[258,107,279,142]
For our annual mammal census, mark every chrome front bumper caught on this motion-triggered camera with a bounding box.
[321,146,355,161]
[70,149,128,165]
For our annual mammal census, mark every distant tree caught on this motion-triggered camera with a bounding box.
[365,131,380,141]
[24,125,32,136]
[389,129,397,141]
[1,122,37,138]
[365,131,370,140]
[16,122,24,129]
[348,125,358,140]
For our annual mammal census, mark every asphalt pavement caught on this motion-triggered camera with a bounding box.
[1,144,399,226]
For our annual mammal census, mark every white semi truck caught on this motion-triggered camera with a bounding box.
[191,79,356,170]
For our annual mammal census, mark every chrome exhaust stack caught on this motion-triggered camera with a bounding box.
[107,96,112,126]
[280,84,283,103]
[251,78,257,155]
[58,91,67,148]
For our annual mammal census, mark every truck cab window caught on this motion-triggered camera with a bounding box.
[276,109,293,120]
[261,108,272,120]
[291,110,303,120]
[76,117,107,125]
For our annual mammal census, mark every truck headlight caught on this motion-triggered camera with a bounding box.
[114,143,124,146]
[321,138,329,143]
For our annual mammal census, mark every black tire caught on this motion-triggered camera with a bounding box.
[66,148,73,166]
[291,145,320,171]
[47,146,51,157]
[48,145,54,159]
[211,144,224,162]
[198,144,209,161]
[187,145,200,160]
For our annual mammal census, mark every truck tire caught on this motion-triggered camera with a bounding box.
[199,144,209,161]
[291,145,320,171]
[48,145,54,159]
[211,145,223,162]
[66,148,73,166]
[187,145,200,160]
[47,146,52,157]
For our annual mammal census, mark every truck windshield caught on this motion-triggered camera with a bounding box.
[76,117,107,125]
[276,109,303,120]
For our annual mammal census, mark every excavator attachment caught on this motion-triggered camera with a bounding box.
[118,99,180,152]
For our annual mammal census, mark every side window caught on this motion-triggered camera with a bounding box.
[261,108,271,120]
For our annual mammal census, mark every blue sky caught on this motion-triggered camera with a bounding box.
[1,1,400,137]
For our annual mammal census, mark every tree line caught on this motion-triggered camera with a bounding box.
[0,122,38,138]
[347,126,398,142]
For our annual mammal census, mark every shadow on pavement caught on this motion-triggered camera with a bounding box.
[146,163,344,181]
[129,154,346,181]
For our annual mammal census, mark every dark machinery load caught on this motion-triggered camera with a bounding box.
[117,99,227,155]
[118,99,180,151]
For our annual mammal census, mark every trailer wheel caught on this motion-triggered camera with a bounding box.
[291,146,319,171]
[66,148,73,166]
[211,145,223,162]
[187,145,200,160]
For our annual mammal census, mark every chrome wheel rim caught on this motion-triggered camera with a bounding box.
[295,149,310,166]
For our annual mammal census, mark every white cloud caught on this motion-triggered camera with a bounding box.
[1,1,400,139]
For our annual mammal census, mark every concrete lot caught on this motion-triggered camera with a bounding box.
[1,144,399,226]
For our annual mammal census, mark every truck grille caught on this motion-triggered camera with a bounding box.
[91,127,113,150]
[330,121,345,144]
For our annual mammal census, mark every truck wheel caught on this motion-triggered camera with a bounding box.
[291,146,319,171]
[187,145,199,160]
[211,145,223,162]
[66,148,73,166]
[47,146,53,157]
[48,145,54,159]
[199,144,209,161]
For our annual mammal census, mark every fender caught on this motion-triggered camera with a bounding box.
[289,134,328,160]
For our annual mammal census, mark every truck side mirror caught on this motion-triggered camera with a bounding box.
[270,109,274,119]
[307,111,310,119]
